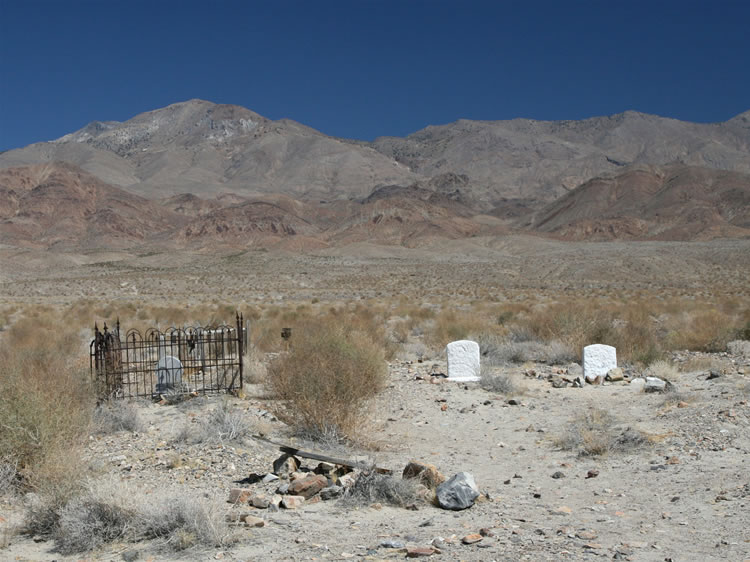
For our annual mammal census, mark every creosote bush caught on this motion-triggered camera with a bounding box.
[343,468,420,507]
[555,408,650,457]
[268,316,387,440]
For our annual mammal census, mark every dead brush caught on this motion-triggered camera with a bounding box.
[480,366,522,395]
[92,400,143,434]
[178,400,254,445]
[267,316,387,440]
[554,408,650,457]
[343,467,420,507]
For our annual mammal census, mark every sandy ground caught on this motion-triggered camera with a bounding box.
[2,347,749,561]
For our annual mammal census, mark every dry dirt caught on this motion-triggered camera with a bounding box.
[1,240,749,561]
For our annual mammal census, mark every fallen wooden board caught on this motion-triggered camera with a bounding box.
[250,435,392,474]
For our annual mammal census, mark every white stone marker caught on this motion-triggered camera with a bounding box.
[582,344,617,383]
[155,355,183,393]
[446,340,481,382]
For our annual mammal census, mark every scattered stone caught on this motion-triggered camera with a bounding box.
[276,483,290,494]
[244,515,265,528]
[281,495,305,509]
[577,530,598,540]
[606,367,624,382]
[585,469,599,479]
[288,474,328,499]
[403,461,446,490]
[446,340,481,381]
[436,472,480,510]
[121,550,140,562]
[550,376,569,388]
[479,528,494,537]
[630,377,646,391]
[507,398,521,406]
[320,485,343,500]
[406,546,440,557]
[338,472,358,488]
[462,533,483,544]
[251,494,272,509]
[582,344,617,383]
[551,471,565,479]
[707,370,722,380]
[228,488,253,504]
[677,401,690,408]
[262,473,279,484]
[273,453,300,477]
[644,377,668,393]
[314,462,336,475]
[380,539,405,549]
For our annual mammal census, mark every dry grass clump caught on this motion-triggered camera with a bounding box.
[178,400,254,445]
[0,311,94,493]
[678,355,734,373]
[343,468,420,507]
[92,400,143,434]
[480,366,521,395]
[644,360,680,382]
[426,308,500,349]
[267,316,387,440]
[26,480,237,554]
[555,408,650,457]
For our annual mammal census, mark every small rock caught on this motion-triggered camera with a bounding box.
[479,528,494,537]
[585,469,599,479]
[629,377,646,391]
[380,539,405,549]
[707,370,721,380]
[228,488,253,504]
[576,530,598,540]
[551,471,565,479]
[436,472,480,510]
[677,401,690,408]
[272,453,300,477]
[320,485,343,500]
[644,377,667,393]
[606,367,624,382]
[462,533,483,544]
[403,461,446,490]
[262,473,279,484]
[288,474,328,499]
[406,546,440,557]
[507,398,521,405]
[121,550,140,562]
[281,495,305,509]
[251,494,271,509]
[243,515,265,528]
[568,363,583,377]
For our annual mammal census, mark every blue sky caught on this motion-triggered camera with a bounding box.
[1,0,748,151]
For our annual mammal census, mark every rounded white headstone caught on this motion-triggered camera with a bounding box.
[582,344,617,382]
[155,355,183,392]
[446,340,481,382]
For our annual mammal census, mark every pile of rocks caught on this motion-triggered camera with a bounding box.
[227,454,481,526]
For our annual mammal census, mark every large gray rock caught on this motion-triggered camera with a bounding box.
[582,344,617,383]
[446,340,480,382]
[436,472,479,510]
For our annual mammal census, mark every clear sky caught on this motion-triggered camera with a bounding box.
[1,0,748,152]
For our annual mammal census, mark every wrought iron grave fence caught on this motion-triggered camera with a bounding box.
[90,313,244,400]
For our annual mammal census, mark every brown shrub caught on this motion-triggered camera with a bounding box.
[267,316,387,439]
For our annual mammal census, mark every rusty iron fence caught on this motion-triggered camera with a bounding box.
[90,313,244,400]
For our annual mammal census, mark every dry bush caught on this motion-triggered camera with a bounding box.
[343,468,420,507]
[555,408,650,457]
[645,360,680,382]
[0,311,94,493]
[192,401,254,444]
[480,367,521,395]
[426,308,499,349]
[666,309,738,352]
[138,494,238,551]
[93,400,143,434]
[267,316,387,440]
[55,495,135,554]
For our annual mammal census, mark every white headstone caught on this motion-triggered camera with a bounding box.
[582,344,617,382]
[155,355,183,393]
[446,340,480,382]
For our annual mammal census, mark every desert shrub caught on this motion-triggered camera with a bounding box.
[480,367,520,395]
[554,408,650,457]
[344,468,419,507]
[0,456,18,495]
[666,309,739,352]
[0,312,94,492]
[267,317,387,439]
[645,360,679,382]
[138,494,238,551]
[55,496,135,554]
[678,355,733,373]
[426,309,498,349]
[93,400,142,434]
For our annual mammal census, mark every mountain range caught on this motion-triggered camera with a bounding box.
[0,100,748,250]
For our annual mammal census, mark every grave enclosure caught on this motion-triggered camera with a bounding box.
[90,314,245,400]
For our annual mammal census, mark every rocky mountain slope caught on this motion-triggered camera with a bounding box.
[0,102,748,250]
